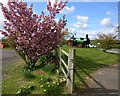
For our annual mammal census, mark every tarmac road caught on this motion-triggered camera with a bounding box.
[83,64,119,96]
[106,49,120,54]
[0,49,21,81]
[0,49,21,94]
[1,49,21,69]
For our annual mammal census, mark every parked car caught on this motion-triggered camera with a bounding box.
[88,44,97,48]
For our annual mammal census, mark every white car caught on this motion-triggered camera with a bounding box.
[88,44,97,48]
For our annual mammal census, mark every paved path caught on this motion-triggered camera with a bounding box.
[0,49,21,95]
[82,64,119,96]
[1,49,21,69]
[0,49,21,80]
[106,49,120,54]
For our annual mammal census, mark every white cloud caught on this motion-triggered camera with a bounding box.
[106,11,114,16]
[60,6,75,14]
[0,0,8,29]
[76,15,89,23]
[100,18,113,27]
[74,30,98,40]
[76,27,117,40]
[74,22,88,29]
[55,18,59,22]
[0,0,8,5]
[49,0,75,14]
[69,28,75,33]
[69,25,117,40]
[73,15,89,29]
[0,8,5,30]
[0,33,4,39]
[0,0,8,39]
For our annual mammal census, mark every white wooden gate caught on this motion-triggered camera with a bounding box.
[59,48,75,94]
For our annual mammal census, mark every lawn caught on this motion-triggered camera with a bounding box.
[2,47,118,94]
[2,61,66,95]
[62,47,118,93]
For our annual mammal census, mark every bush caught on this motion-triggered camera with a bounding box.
[0,1,67,68]
[97,33,116,52]
[39,49,59,73]
[22,69,35,79]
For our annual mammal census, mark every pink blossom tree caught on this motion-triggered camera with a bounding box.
[0,0,67,68]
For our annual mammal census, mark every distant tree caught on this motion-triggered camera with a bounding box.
[97,33,116,52]
[59,29,70,46]
[0,0,67,68]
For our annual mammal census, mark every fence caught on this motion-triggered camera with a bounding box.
[59,48,75,94]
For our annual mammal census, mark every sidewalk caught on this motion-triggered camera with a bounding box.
[106,49,120,54]
[82,64,119,96]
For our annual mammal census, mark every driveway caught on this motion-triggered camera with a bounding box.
[1,49,21,69]
[0,49,21,80]
[0,49,21,94]
[82,64,119,96]
[106,49,120,54]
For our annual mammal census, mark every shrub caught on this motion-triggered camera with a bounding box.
[22,69,35,79]
[97,33,116,52]
[0,1,67,68]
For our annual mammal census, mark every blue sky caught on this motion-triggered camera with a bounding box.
[26,2,118,39]
[0,1,118,39]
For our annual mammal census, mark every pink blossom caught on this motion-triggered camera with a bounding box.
[0,1,67,65]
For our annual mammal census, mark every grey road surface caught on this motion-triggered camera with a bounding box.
[0,49,21,95]
[83,64,119,96]
[2,49,21,69]
[106,49,120,54]
[1,49,21,77]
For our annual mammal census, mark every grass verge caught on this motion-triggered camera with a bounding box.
[2,47,118,94]
[62,47,118,93]
[2,61,66,95]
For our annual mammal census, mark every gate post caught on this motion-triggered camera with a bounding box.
[67,48,75,94]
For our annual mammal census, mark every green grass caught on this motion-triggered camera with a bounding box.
[62,47,118,93]
[112,44,120,49]
[2,47,14,50]
[2,47,118,94]
[2,61,65,95]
